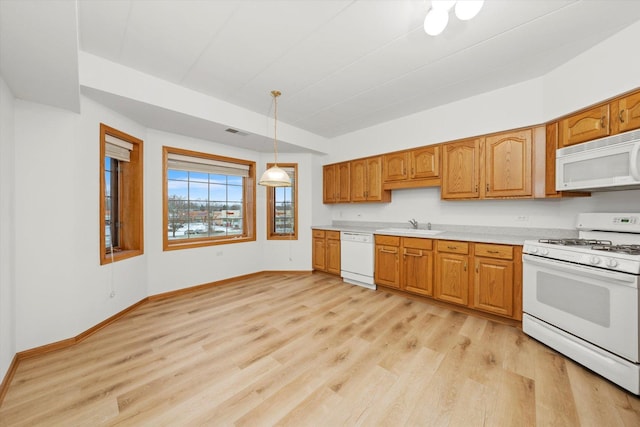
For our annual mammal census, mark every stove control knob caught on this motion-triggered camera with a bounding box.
[605,258,618,268]
[529,247,538,254]
[589,256,601,265]
[540,248,549,256]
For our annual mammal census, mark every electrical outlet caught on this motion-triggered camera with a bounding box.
[516,215,529,222]
[216,251,223,256]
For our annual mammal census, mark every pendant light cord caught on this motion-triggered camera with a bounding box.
[271,90,281,166]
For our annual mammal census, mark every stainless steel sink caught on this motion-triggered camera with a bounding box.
[375,228,444,236]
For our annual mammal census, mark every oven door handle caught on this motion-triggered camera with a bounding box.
[523,254,638,286]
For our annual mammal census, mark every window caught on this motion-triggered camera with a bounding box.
[100,123,144,265]
[267,163,297,240]
[163,147,256,250]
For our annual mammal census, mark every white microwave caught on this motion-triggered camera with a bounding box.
[556,128,640,191]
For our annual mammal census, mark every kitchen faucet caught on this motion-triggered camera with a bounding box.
[409,218,418,229]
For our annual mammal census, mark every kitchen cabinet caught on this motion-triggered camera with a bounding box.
[402,237,434,297]
[472,243,515,318]
[484,129,532,198]
[374,235,433,295]
[382,146,440,190]
[312,229,341,275]
[434,240,470,306]
[441,130,534,200]
[323,162,350,204]
[441,137,482,199]
[374,235,400,288]
[351,156,391,203]
[559,88,640,147]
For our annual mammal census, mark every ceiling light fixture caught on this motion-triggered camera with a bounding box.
[258,90,291,187]
[424,0,484,36]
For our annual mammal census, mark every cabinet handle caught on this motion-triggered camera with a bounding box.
[487,250,499,254]
[476,263,479,272]
[486,183,490,192]
[447,246,458,250]
[380,249,397,254]
[464,262,467,271]
[619,109,625,123]
[600,116,606,128]
[403,250,423,257]
[475,184,478,193]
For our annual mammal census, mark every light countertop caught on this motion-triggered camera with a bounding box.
[312,221,577,246]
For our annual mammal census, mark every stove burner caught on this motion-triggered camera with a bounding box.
[538,238,613,246]
[591,244,640,255]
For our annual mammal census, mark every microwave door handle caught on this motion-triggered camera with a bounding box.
[630,141,640,181]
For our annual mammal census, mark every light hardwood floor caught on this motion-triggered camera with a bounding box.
[1,272,639,426]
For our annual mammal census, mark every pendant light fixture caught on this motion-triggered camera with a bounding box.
[424,0,484,36]
[259,90,291,187]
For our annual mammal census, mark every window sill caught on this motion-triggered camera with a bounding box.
[101,249,143,265]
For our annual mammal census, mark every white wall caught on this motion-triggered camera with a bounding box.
[0,76,16,380]
[318,21,640,230]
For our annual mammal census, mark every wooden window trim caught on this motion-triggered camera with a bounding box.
[163,146,256,251]
[267,163,298,240]
[99,123,144,265]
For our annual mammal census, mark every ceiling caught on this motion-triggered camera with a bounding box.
[3,1,640,151]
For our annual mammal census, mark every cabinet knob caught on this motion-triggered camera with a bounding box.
[619,109,625,123]
[600,116,606,128]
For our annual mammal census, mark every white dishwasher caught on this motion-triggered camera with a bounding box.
[340,231,376,290]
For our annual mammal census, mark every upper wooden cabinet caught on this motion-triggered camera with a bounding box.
[484,129,532,198]
[613,90,640,134]
[383,145,440,190]
[351,156,391,203]
[441,138,482,199]
[323,162,350,204]
[559,105,610,147]
[559,88,640,147]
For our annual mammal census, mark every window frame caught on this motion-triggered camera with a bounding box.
[266,163,298,240]
[163,146,256,251]
[99,123,144,265]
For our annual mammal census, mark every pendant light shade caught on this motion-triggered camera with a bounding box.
[259,90,291,187]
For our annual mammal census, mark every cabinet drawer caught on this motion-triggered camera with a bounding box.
[312,229,326,238]
[326,231,340,240]
[475,243,513,260]
[437,240,469,254]
[375,235,400,246]
[403,237,433,250]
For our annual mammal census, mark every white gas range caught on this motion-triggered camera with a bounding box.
[522,213,640,395]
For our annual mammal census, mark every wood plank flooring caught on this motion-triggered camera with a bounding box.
[1,272,639,426]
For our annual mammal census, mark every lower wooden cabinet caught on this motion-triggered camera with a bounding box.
[375,236,522,321]
[472,243,515,317]
[435,241,470,306]
[312,229,341,275]
[375,236,434,295]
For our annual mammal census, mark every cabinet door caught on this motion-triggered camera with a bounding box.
[473,257,514,317]
[410,146,440,179]
[614,91,640,134]
[336,162,351,203]
[559,105,610,147]
[350,159,367,202]
[322,165,336,204]
[435,253,469,305]
[365,156,385,201]
[375,244,400,288]
[484,129,532,198]
[383,152,409,182]
[403,247,433,296]
[326,237,341,275]
[441,138,481,199]
[313,237,326,271]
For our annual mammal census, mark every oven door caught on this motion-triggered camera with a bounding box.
[523,254,640,362]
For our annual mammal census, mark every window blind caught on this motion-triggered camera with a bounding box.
[105,134,134,162]
[167,153,250,177]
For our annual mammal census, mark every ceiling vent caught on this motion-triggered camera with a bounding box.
[225,128,249,136]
